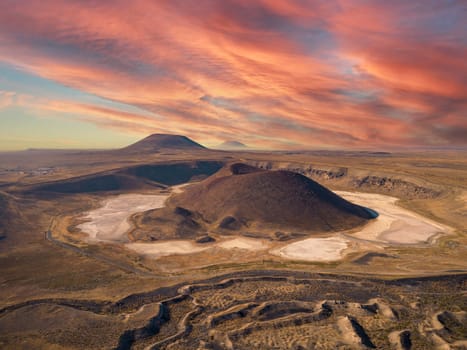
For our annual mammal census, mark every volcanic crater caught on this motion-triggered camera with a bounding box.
[131,163,377,242]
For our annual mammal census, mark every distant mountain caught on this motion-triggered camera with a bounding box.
[121,134,206,153]
[216,140,248,150]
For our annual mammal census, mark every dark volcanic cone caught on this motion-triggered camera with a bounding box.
[169,163,376,233]
[121,134,206,153]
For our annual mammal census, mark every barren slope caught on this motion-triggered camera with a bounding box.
[22,161,224,194]
[168,163,375,233]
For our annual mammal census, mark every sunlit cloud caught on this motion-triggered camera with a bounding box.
[0,90,17,110]
[0,0,465,149]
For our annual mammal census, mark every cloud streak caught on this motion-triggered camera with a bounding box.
[0,0,465,149]
[0,90,16,110]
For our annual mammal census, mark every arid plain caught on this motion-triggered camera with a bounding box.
[0,135,466,349]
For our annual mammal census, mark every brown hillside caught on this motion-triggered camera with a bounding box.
[22,161,224,194]
[169,163,376,233]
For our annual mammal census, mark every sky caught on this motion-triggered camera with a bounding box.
[0,0,466,150]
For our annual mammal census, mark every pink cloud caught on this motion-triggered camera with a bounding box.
[0,90,17,110]
[0,0,465,149]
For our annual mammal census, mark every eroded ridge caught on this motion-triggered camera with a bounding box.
[0,271,465,349]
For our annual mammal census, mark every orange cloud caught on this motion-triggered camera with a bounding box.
[0,90,17,110]
[0,0,465,149]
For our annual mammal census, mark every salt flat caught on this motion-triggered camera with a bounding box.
[125,240,209,258]
[336,191,448,244]
[78,194,168,242]
[126,237,269,258]
[271,236,350,261]
[217,237,268,250]
[271,191,450,262]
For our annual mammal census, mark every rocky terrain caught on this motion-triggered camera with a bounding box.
[0,271,465,349]
[248,161,441,199]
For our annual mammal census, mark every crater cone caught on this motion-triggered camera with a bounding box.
[170,163,376,233]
